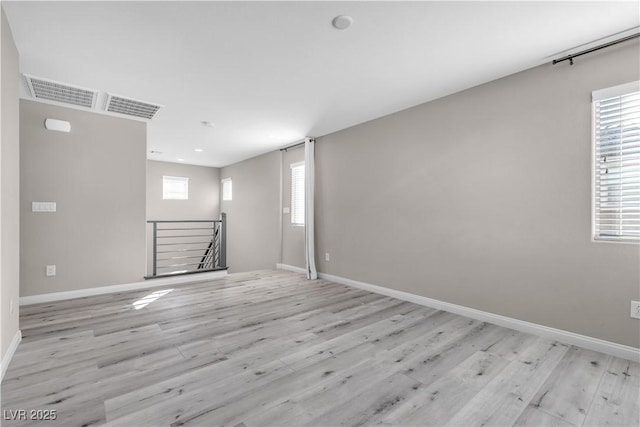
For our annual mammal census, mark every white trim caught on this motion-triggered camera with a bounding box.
[1,330,22,383]
[592,80,639,101]
[276,263,307,274]
[290,160,304,169]
[19,270,227,306]
[318,272,640,362]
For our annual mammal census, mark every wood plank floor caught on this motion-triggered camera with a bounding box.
[2,270,638,427]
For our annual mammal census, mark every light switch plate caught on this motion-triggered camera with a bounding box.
[32,202,57,212]
[283,207,290,214]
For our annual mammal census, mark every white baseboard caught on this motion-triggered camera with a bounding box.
[1,330,22,383]
[276,263,307,274]
[318,272,640,362]
[20,270,228,306]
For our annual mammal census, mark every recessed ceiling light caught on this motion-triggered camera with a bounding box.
[194,148,204,152]
[332,15,353,30]
[177,158,185,162]
[201,121,214,127]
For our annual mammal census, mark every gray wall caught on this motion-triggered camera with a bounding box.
[1,7,21,364]
[147,160,220,221]
[20,100,147,297]
[220,150,280,273]
[281,147,305,269]
[315,41,640,348]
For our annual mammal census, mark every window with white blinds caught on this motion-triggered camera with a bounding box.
[162,176,188,200]
[221,178,232,201]
[291,162,305,226]
[593,82,640,242]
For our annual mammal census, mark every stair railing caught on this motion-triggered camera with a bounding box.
[146,213,227,279]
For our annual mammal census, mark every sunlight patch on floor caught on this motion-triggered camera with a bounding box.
[133,289,173,310]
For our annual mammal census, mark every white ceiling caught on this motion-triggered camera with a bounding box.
[3,1,639,168]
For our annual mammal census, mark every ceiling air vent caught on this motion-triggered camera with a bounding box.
[104,94,162,120]
[23,74,98,109]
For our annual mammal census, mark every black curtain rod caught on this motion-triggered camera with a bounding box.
[553,32,640,65]
[280,141,304,151]
[279,138,315,152]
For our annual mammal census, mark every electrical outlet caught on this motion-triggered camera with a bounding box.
[325,252,330,262]
[631,301,640,319]
[46,265,56,276]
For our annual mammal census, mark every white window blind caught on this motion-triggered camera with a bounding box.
[222,178,232,201]
[291,162,305,225]
[593,82,640,242]
[162,176,188,200]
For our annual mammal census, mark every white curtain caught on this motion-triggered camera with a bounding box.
[304,137,317,280]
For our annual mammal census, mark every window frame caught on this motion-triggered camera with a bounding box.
[591,81,640,244]
[221,178,232,201]
[162,175,189,200]
[290,161,305,226]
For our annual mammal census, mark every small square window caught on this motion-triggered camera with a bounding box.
[222,178,232,201]
[162,176,188,200]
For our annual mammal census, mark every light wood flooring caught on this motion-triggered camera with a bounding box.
[1,270,638,426]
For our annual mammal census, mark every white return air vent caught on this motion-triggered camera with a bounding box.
[104,93,162,120]
[23,74,98,109]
